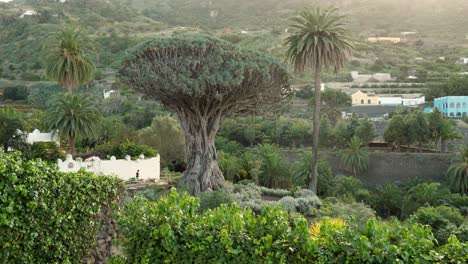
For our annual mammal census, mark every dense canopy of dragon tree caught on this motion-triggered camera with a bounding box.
[119,34,291,194]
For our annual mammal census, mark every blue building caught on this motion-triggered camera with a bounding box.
[434,96,468,117]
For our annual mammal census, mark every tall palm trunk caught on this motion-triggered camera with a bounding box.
[68,136,75,155]
[309,67,322,193]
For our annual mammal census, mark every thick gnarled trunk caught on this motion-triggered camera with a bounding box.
[177,112,225,194]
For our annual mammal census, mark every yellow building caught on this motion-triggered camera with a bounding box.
[352,91,379,105]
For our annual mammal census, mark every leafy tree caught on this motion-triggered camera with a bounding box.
[331,175,369,201]
[138,116,185,166]
[384,115,408,149]
[369,183,404,218]
[27,82,63,109]
[411,206,464,244]
[119,34,290,194]
[0,107,26,152]
[47,94,102,155]
[218,151,244,183]
[447,146,468,195]
[427,75,468,98]
[428,108,445,149]
[43,27,96,94]
[318,115,333,148]
[285,7,353,193]
[406,110,430,147]
[402,182,452,218]
[354,116,376,144]
[340,136,369,176]
[2,85,29,100]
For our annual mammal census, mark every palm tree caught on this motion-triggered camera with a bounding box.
[447,146,468,195]
[285,7,353,193]
[47,94,102,155]
[43,27,96,94]
[341,136,369,176]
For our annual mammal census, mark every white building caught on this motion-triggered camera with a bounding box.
[403,96,426,106]
[57,154,160,182]
[378,97,403,105]
[461,57,468,64]
[18,129,60,145]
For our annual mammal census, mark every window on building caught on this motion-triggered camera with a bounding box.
[463,112,467,117]
[457,112,462,117]
[450,103,455,108]
[379,101,381,105]
[450,112,455,117]
[368,99,371,104]
[456,103,461,108]
[463,102,467,108]
[361,99,364,104]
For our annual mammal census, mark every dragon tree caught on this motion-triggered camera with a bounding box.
[119,34,291,194]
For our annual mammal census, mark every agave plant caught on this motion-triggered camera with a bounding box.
[340,136,369,176]
[447,145,468,195]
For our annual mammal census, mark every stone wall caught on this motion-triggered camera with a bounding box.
[321,151,453,186]
[84,205,119,264]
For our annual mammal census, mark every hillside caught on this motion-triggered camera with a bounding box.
[1,0,468,83]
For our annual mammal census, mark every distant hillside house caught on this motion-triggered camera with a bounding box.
[352,91,425,106]
[459,57,468,64]
[434,96,468,117]
[367,37,401,44]
[351,71,392,83]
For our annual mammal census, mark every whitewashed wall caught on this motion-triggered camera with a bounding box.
[403,96,425,106]
[19,129,60,145]
[57,154,160,181]
[378,97,403,105]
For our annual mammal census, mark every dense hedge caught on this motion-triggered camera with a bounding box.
[0,152,125,263]
[118,189,468,263]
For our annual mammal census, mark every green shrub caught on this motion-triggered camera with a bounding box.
[319,199,376,223]
[96,141,158,159]
[410,206,465,244]
[198,189,235,211]
[118,189,468,263]
[2,85,29,100]
[23,142,63,162]
[0,152,124,263]
[331,175,370,201]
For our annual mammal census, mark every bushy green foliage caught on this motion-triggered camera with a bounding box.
[2,85,29,100]
[368,181,468,220]
[0,106,26,152]
[219,117,312,148]
[411,206,465,244]
[319,199,376,224]
[27,82,63,108]
[118,189,468,263]
[331,175,370,202]
[23,142,63,162]
[197,189,236,212]
[138,115,185,166]
[102,141,157,159]
[0,152,124,263]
